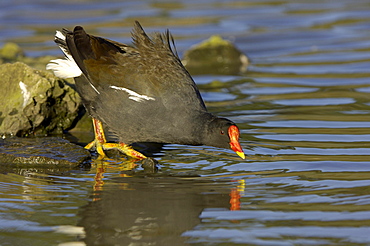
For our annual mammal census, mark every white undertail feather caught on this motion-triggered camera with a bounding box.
[46,31,82,79]
[55,30,65,41]
[110,85,155,102]
[46,58,82,79]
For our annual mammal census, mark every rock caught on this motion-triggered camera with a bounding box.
[0,137,90,165]
[0,42,72,75]
[0,62,83,137]
[0,43,24,61]
[140,157,159,173]
[67,109,94,143]
[182,35,249,75]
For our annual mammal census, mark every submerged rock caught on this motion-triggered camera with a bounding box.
[182,35,249,75]
[0,137,90,165]
[0,62,82,137]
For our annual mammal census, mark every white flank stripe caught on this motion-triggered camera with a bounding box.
[110,85,155,102]
[90,83,100,94]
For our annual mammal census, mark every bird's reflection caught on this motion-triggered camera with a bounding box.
[78,157,243,245]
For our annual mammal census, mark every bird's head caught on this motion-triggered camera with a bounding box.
[205,117,245,159]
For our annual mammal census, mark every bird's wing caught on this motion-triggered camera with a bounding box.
[65,22,207,112]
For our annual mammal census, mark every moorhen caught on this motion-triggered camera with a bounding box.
[46,21,245,160]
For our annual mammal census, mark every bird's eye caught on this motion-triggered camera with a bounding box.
[220,130,225,135]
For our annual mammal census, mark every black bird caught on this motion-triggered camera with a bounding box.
[47,21,245,160]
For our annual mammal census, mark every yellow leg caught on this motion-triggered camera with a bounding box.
[85,118,147,160]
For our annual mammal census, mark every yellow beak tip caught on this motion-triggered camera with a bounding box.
[236,151,246,159]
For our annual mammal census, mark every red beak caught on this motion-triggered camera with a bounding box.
[228,125,245,159]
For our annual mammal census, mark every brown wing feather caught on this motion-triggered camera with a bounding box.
[66,23,206,112]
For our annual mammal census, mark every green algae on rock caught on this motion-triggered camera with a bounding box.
[182,35,249,75]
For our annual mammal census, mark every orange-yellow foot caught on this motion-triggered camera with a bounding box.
[85,118,146,160]
[101,142,146,159]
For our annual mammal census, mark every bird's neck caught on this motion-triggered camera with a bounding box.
[190,112,218,145]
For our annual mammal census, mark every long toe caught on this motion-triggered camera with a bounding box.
[103,142,147,160]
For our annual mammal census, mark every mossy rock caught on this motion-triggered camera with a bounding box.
[0,62,83,136]
[182,35,249,75]
[0,42,24,61]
